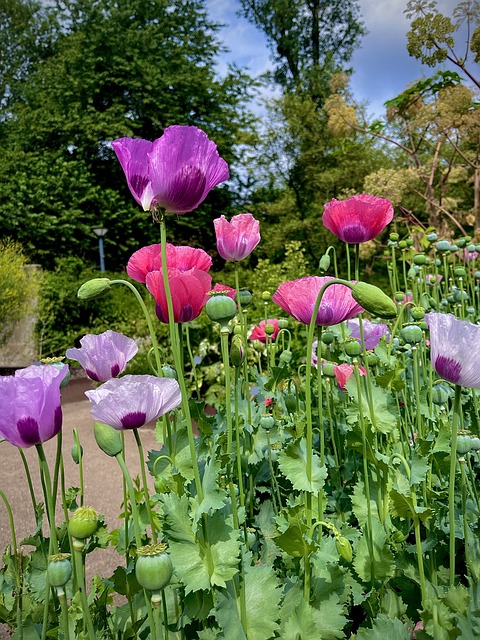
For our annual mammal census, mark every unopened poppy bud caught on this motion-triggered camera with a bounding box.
[344,338,361,356]
[233,324,243,335]
[236,289,252,307]
[264,323,276,336]
[432,384,450,406]
[453,289,468,302]
[319,253,331,272]
[284,393,296,413]
[206,293,237,329]
[400,324,423,345]
[261,291,271,301]
[278,318,289,329]
[47,554,72,589]
[77,278,111,300]
[68,506,99,540]
[94,421,123,457]
[154,476,170,494]
[351,282,398,319]
[323,362,336,377]
[161,365,177,379]
[230,335,245,367]
[336,537,352,563]
[71,442,83,464]
[321,331,335,345]
[279,349,292,364]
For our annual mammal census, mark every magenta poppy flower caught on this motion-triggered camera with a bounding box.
[214,213,261,261]
[463,249,479,263]
[0,365,68,448]
[347,318,390,351]
[126,243,212,284]
[425,312,480,388]
[249,319,280,343]
[322,194,394,244]
[111,138,155,211]
[113,126,229,214]
[333,363,367,391]
[85,375,181,430]
[273,276,363,326]
[66,330,138,382]
[212,283,236,300]
[146,267,212,323]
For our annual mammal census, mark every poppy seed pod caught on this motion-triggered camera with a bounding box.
[47,554,72,589]
[205,293,237,329]
[69,506,100,540]
[400,324,423,345]
[136,543,173,595]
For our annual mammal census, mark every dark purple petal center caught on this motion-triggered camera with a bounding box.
[110,364,120,377]
[16,417,40,445]
[341,225,368,243]
[120,411,147,429]
[86,369,101,382]
[435,355,462,384]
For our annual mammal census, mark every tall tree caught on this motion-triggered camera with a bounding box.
[238,0,366,103]
[0,0,254,269]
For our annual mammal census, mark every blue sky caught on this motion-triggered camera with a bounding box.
[206,0,466,118]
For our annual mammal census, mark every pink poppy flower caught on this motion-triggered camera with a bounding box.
[322,194,394,243]
[212,283,236,300]
[214,213,261,261]
[272,276,363,326]
[85,375,181,430]
[334,363,366,391]
[425,274,443,285]
[66,330,138,382]
[126,243,212,284]
[463,248,479,263]
[113,126,229,214]
[0,365,68,448]
[146,267,212,323]
[249,319,280,343]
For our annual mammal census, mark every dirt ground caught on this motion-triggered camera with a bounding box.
[0,373,160,637]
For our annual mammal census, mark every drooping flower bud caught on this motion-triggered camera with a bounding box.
[335,537,353,563]
[319,253,331,272]
[77,278,111,300]
[71,442,83,465]
[279,350,292,364]
[94,421,123,457]
[351,282,398,319]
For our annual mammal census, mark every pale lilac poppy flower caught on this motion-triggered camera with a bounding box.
[347,318,390,350]
[214,213,261,261]
[0,365,68,448]
[273,276,363,326]
[113,126,229,214]
[126,243,212,284]
[322,194,394,244]
[85,375,181,430]
[66,331,138,382]
[112,138,155,211]
[425,312,480,388]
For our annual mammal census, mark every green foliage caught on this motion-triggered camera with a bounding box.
[0,239,39,345]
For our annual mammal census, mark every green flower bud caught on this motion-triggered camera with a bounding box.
[323,362,336,377]
[236,289,252,307]
[161,365,177,379]
[407,267,418,279]
[94,421,123,457]
[453,289,468,302]
[351,282,398,319]
[136,543,173,593]
[230,334,245,367]
[68,506,99,540]
[261,291,271,301]
[344,339,361,356]
[154,476,170,494]
[279,349,292,364]
[321,331,335,345]
[205,294,237,329]
[71,442,83,465]
[431,383,450,406]
[475,271,480,280]
[47,554,72,588]
[335,537,353,563]
[400,324,423,344]
[278,318,289,329]
[77,278,111,300]
[284,393,297,413]
[319,253,331,272]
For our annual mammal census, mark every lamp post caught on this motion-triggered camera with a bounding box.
[92,227,108,273]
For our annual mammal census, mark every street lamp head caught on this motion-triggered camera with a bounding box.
[93,227,108,238]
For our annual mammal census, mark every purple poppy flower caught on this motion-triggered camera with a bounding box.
[272,276,363,327]
[66,331,138,382]
[113,126,229,215]
[347,318,390,351]
[85,375,182,430]
[425,312,480,388]
[0,364,68,448]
